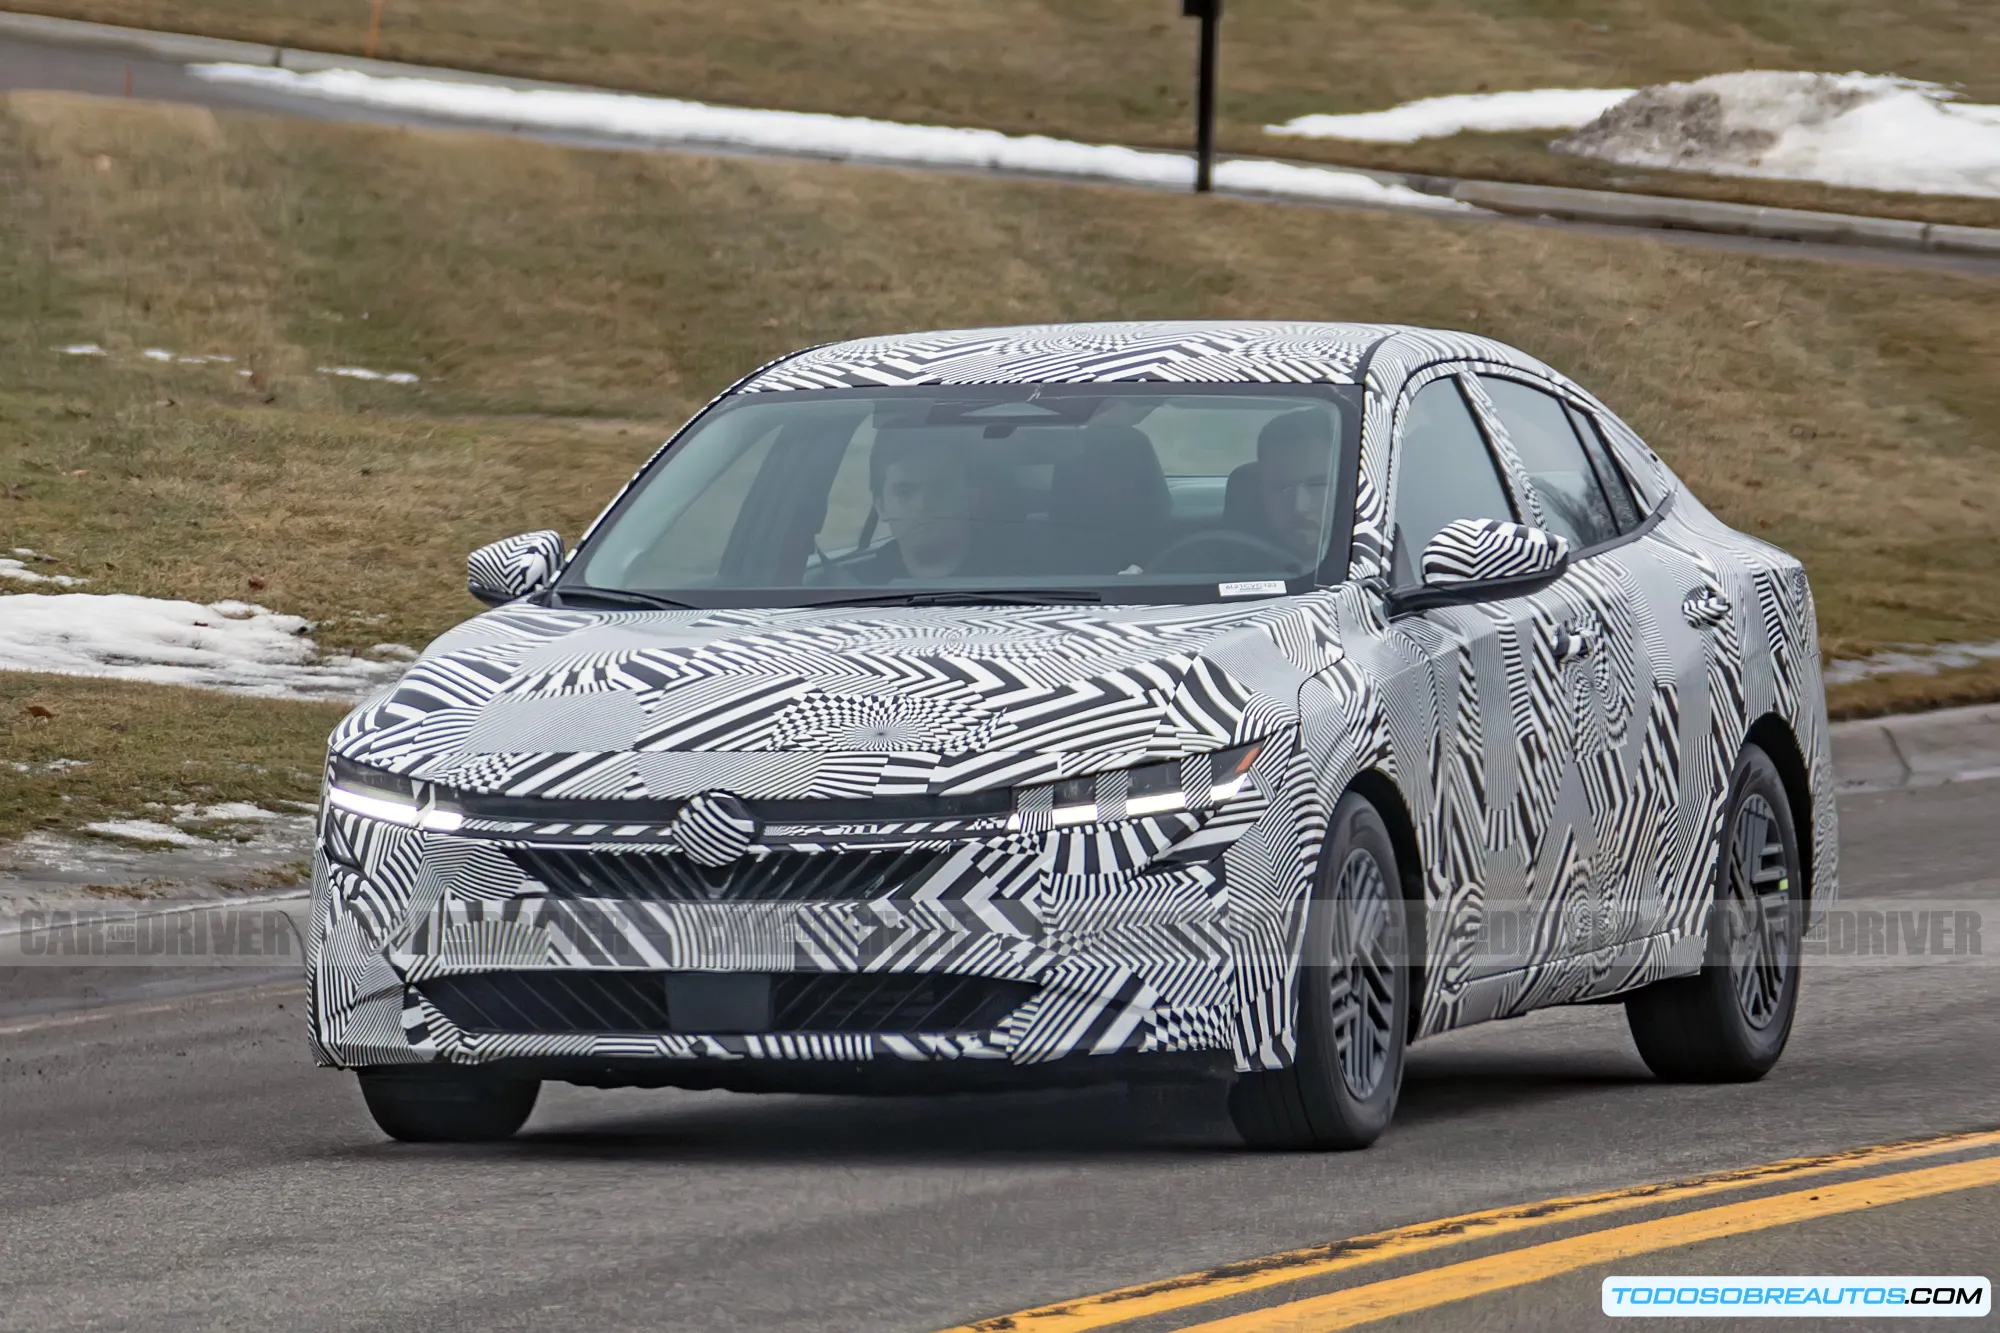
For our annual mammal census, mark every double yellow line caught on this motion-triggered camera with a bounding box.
[943,1127,2000,1333]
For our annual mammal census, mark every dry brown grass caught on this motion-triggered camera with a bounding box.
[1,673,345,843]
[3,90,2000,834]
[1827,661,2000,721]
[15,0,2000,226]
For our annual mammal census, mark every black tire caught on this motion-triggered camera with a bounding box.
[1229,792,1411,1150]
[357,1066,540,1143]
[1626,742,1804,1082]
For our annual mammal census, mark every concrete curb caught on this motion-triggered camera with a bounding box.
[1444,179,2000,260]
[1828,703,2000,794]
[7,8,1999,259]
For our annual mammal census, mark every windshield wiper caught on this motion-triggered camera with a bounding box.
[803,589,1104,608]
[550,585,699,611]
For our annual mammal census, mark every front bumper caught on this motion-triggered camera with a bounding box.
[306,748,1315,1077]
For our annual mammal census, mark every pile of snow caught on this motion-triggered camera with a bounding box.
[1555,71,2000,198]
[1268,70,2000,200]
[188,63,1472,214]
[1269,88,1634,143]
[0,593,413,700]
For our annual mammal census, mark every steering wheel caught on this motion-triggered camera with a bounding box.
[1146,528,1304,575]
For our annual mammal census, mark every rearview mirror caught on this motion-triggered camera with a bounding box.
[467,530,566,607]
[1417,518,1569,598]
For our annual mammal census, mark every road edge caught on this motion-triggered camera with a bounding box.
[1827,702,2000,793]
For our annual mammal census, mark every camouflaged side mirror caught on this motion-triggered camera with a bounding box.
[467,530,566,607]
[1419,517,1569,594]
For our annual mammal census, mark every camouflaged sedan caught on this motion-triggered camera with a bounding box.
[311,322,1835,1147]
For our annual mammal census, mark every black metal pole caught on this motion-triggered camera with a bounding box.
[1184,0,1220,192]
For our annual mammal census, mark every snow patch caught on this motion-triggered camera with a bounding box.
[1825,641,2000,687]
[188,63,1474,213]
[10,758,89,774]
[63,344,241,367]
[183,802,280,822]
[0,592,414,700]
[84,820,207,847]
[316,364,420,385]
[1269,71,2000,199]
[1555,71,2000,198]
[0,557,87,587]
[1268,88,1634,143]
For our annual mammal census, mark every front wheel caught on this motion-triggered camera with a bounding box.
[357,1066,540,1142]
[1625,742,1804,1082]
[1229,792,1411,1150]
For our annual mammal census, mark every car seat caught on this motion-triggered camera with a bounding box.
[1047,426,1171,573]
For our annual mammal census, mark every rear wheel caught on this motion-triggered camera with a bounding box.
[1626,743,1803,1082]
[357,1066,540,1143]
[1229,792,1410,1150]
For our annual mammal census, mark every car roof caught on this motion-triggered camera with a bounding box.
[735,320,1479,393]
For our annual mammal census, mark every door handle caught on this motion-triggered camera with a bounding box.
[1683,585,1732,629]
[1557,616,1602,664]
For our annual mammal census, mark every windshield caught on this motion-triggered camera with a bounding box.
[570,384,1359,607]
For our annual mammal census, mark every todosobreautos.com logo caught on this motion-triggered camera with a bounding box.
[1603,1276,1991,1317]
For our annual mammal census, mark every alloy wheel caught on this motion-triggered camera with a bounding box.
[1719,793,1794,1029]
[1328,849,1398,1099]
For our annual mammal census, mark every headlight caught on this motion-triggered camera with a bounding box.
[1015,740,1264,829]
[324,754,464,832]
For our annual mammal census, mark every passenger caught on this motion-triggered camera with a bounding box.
[1254,409,1336,566]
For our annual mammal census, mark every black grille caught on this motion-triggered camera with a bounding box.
[508,847,952,903]
[418,970,1036,1035]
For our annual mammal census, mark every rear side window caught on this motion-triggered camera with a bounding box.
[1564,403,1644,529]
[1390,378,1516,588]
[1478,377,1620,549]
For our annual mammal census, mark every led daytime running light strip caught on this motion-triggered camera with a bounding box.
[1010,741,1261,831]
[326,782,464,832]
[1026,772,1253,830]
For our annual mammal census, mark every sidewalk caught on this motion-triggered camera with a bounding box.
[1829,702,2000,793]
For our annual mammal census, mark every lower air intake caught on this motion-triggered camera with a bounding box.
[418,970,1036,1036]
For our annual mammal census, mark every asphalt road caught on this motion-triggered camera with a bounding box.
[0,778,1993,1332]
[5,30,2000,279]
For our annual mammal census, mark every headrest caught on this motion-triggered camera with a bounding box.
[1049,426,1169,524]
[1223,460,1264,530]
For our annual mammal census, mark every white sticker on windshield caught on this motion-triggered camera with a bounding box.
[1219,580,1288,597]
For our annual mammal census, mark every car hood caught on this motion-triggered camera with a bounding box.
[330,598,1341,798]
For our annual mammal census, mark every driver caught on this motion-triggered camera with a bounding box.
[1253,409,1335,567]
[847,435,1006,581]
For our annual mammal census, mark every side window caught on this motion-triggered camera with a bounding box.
[1564,403,1644,529]
[1478,377,1620,550]
[1390,377,1516,588]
